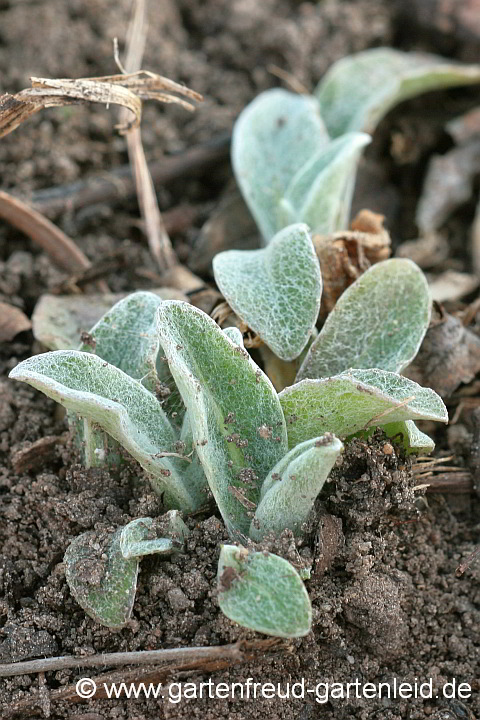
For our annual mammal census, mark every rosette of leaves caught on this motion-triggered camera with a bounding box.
[10,268,447,636]
[12,48,469,637]
[214,47,480,361]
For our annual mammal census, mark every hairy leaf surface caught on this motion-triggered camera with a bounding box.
[156,302,288,538]
[297,259,431,381]
[316,47,480,138]
[79,291,163,390]
[64,528,139,629]
[120,518,176,559]
[284,132,370,233]
[382,419,435,455]
[232,88,329,242]
[9,351,203,510]
[213,224,322,361]
[251,434,343,540]
[217,545,311,638]
[280,369,447,449]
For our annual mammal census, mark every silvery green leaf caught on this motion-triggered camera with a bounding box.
[119,518,176,560]
[251,434,343,541]
[232,88,329,243]
[382,420,435,455]
[31,288,187,351]
[217,545,311,638]
[297,259,431,381]
[76,291,166,467]
[156,301,288,539]
[316,47,480,138]
[178,412,209,507]
[64,528,139,629]
[223,327,245,346]
[9,351,203,510]
[280,369,447,449]
[160,509,190,542]
[213,224,322,361]
[284,132,370,233]
[79,291,163,391]
[77,416,124,468]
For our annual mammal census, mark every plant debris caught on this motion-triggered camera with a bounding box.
[0,71,202,138]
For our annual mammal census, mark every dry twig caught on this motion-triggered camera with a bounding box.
[0,641,251,678]
[0,190,108,291]
[0,71,201,139]
[29,136,230,219]
[3,640,286,717]
[117,0,178,271]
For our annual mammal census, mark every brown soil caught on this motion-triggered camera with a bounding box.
[1,1,479,719]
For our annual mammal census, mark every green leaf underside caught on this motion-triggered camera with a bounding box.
[120,518,175,560]
[80,291,163,391]
[217,546,311,638]
[382,420,435,455]
[64,529,138,629]
[297,259,431,382]
[284,132,371,234]
[9,351,203,510]
[316,47,480,138]
[280,369,448,450]
[213,224,322,361]
[232,88,329,243]
[251,434,343,540]
[156,302,288,539]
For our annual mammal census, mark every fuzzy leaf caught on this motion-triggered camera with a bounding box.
[316,47,480,138]
[119,518,176,560]
[297,259,431,381]
[280,369,447,449]
[382,420,435,455]
[251,434,343,541]
[31,288,186,351]
[223,326,245,346]
[156,302,288,539]
[79,291,163,391]
[213,224,322,361]
[64,528,139,629]
[232,88,329,243]
[218,546,311,637]
[75,291,166,467]
[9,351,203,510]
[284,132,371,233]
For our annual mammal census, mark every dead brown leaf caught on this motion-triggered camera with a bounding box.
[404,303,480,398]
[0,302,31,341]
[395,233,449,269]
[428,270,479,303]
[313,209,391,318]
[0,71,202,139]
[416,139,480,234]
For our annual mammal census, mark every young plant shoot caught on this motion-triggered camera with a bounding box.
[10,45,466,639]
[219,47,480,361]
